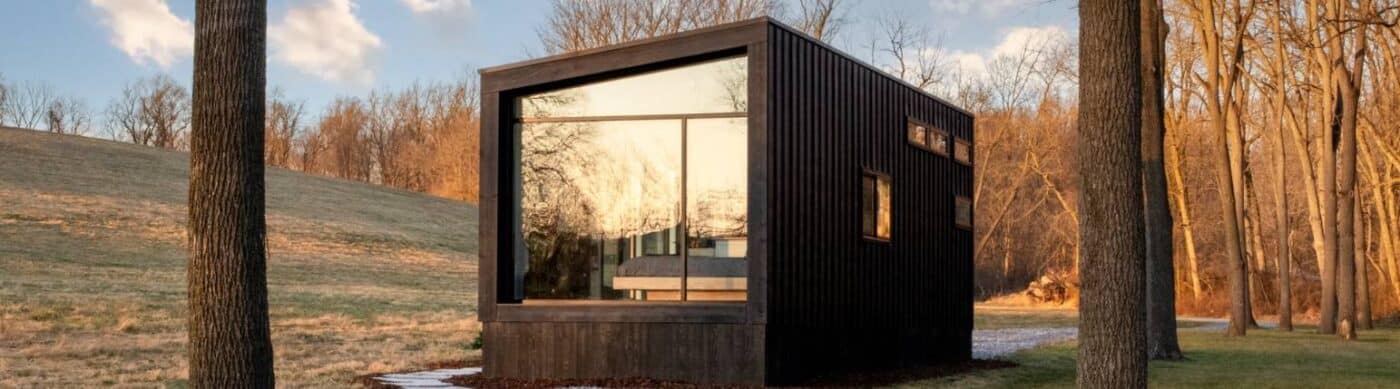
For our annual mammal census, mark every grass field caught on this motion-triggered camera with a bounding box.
[0,128,479,387]
[949,309,1400,389]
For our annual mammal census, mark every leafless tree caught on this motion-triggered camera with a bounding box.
[538,0,777,54]
[789,0,846,42]
[874,11,949,90]
[3,81,56,130]
[0,73,8,126]
[265,88,305,169]
[106,75,191,149]
[45,96,92,135]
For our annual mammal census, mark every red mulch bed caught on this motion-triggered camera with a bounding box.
[436,359,1015,388]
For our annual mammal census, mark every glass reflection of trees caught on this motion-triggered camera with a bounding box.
[517,56,748,302]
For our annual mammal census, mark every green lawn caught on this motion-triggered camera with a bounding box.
[917,325,1400,388]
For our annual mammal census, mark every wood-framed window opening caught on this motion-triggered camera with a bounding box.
[862,170,892,241]
[955,195,973,230]
[953,138,972,165]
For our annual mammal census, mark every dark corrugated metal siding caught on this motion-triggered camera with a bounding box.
[764,24,974,383]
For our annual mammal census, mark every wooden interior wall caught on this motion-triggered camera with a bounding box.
[763,23,974,384]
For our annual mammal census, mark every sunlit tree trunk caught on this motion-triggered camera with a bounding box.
[1265,0,1292,331]
[187,0,275,386]
[1356,201,1372,330]
[1190,0,1250,336]
[1077,0,1147,387]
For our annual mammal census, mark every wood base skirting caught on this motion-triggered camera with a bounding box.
[482,321,765,385]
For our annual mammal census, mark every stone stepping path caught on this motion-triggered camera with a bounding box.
[373,367,480,388]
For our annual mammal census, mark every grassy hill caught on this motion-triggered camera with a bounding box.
[0,127,479,387]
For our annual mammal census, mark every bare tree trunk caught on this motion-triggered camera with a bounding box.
[1272,17,1293,328]
[1191,0,1250,335]
[1319,94,1338,334]
[188,0,275,387]
[1245,171,1265,327]
[1361,136,1400,304]
[1142,0,1181,361]
[1336,69,1360,341]
[1356,201,1372,330]
[1077,1,1147,387]
[1166,129,1203,300]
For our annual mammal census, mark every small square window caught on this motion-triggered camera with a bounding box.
[954,138,971,165]
[862,171,892,241]
[907,121,928,148]
[930,129,950,156]
[955,196,973,230]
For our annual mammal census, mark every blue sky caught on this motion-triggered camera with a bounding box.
[0,0,1075,131]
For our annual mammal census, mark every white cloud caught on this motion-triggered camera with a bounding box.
[401,0,472,15]
[930,0,1033,17]
[401,0,474,38]
[270,0,383,85]
[945,25,1070,79]
[992,25,1069,58]
[89,0,193,68]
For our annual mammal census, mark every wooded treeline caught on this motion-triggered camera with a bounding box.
[968,0,1400,331]
[0,71,482,203]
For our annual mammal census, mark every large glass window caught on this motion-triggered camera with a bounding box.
[516,56,748,302]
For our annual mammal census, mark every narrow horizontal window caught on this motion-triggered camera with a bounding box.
[954,138,972,165]
[956,196,973,230]
[862,171,892,241]
[930,128,950,156]
[907,120,928,148]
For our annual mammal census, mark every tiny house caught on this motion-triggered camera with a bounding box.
[477,17,974,385]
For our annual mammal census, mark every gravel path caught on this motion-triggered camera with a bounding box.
[374,367,479,388]
[972,327,1078,359]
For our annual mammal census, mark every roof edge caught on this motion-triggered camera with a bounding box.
[479,17,771,75]
[762,19,974,117]
[480,16,974,118]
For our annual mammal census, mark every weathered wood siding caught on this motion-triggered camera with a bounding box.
[483,322,764,384]
[763,23,974,383]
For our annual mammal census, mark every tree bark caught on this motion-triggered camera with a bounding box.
[1336,66,1360,341]
[1142,0,1181,361]
[1077,1,1147,387]
[1268,0,1291,331]
[1356,200,1372,330]
[188,0,275,387]
[1165,129,1203,301]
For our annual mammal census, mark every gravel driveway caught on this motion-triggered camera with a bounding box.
[972,327,1078,359]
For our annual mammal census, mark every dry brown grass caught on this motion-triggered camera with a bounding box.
[0,127,480,388]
